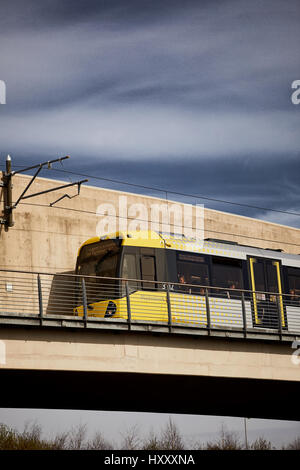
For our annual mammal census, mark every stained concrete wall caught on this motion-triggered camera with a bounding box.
[1,326,299,420]
[0,327,298,382]
[1,173,300,273]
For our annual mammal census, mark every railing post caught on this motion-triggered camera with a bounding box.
[37,274,43,326]
[205,288,211,335]
[277,294,282,340]
[126,281,131,330]
[241,291,247,338]
[81,278,88,327]
[166,283,172,333]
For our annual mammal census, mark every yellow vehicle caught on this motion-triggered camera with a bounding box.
[74,230,292,330]
[74,230,209,325]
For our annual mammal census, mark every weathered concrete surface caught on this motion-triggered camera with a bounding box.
[1,174,300,273]
[0,327,299,420]
[0,327,298,382]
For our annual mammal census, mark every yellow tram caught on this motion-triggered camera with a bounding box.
[73,230,300,331]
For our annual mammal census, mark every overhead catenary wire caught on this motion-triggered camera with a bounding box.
[46,166,300,218]
[2,162,300,248]
[4,199,300,250]
[2,162,300,218]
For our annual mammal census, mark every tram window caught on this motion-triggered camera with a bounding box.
[77,240,120,278]
[211,257,243,297]
[96,253,119,278]
[122,253,138,293]
[122,254,137,280]
[287,267,300,304]
[266,263,278,303]
[266,263,279,303]
[141,255,156,289]
[253,261,266,300]
[266,264,278,293]
[76,240,121,303]
[176,252,209,294]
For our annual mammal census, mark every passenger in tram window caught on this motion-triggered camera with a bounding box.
[226,282,236,299]
[178,273,189,293]
[289,289,299,305]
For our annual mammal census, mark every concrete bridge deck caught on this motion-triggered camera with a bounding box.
[0,324,299,421]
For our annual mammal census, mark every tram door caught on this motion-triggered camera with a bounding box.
[248,257,285,329]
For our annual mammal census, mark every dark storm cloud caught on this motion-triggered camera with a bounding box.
[1,0,299,111]
[7,150,300,229]
[0,0,299,226]
[0,0,209,31]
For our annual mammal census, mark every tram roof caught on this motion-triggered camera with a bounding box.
[79,230,300,267]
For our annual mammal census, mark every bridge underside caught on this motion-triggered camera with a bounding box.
[0,369,299,421]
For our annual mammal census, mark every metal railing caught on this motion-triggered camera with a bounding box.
[0,268,300,340]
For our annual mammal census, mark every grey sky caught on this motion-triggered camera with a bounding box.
[0,0,300,228]
[0,0,300,445]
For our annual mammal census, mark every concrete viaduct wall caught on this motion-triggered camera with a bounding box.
[1,327,298,382]
[1,174,300,273]
[0,326,299,420]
